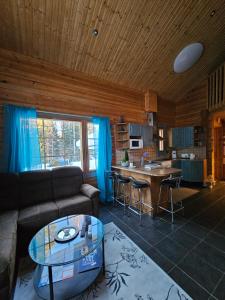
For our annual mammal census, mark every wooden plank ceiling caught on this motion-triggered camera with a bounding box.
[0,0,225,102]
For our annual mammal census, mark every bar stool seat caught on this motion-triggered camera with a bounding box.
[115,173,130,214]
[128,176,153,225]
[117,175,130,184]
[131,179,149,189]
[157,175,184,223]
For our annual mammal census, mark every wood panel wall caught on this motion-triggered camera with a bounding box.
[0,49,175,180]
[175,81,207,127]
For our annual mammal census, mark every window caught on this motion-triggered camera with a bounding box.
[37,119,82,169]
[87,122,99,170]
[159,128,164,151]
[37,117,98,172]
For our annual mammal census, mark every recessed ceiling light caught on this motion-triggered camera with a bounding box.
[92,29,98,37]
[173,42,204,73]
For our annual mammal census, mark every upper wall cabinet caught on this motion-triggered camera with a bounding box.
[172,127,194,148]
[128,123,153,147]
[129,123,142,137]
[142,125,153,147]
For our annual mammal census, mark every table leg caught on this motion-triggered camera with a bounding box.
[48,266,54,300]
[102,239,105,276]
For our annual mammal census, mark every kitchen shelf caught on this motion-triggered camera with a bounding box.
[114,122,129,150]
[117,139,129,142]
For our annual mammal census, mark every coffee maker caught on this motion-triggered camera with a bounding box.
[172,150,177,159]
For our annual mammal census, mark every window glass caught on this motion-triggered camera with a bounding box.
[37,119,82,169]
[87,122,99,170]
[159,128,164,151]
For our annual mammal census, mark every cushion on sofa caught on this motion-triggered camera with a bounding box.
[52,167,83,200]
[19,170,53,208]
[55,194,92,217]
[18,202,58,230]
[0,173,19,211]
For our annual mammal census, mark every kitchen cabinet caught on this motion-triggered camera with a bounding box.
[172,159,205,183]
[129,123,142,137]
[172,127,194,148]
[142,125,153,147]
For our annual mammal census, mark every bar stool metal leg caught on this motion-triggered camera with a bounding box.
[139,188,142,225]
[170,188,174,223]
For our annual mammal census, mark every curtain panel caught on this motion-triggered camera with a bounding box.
[2,104,41,172]
[92,116,112,202]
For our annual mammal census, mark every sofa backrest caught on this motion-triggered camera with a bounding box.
[0,173,19,210]
[52,166,83,200]
[19,169,53,208]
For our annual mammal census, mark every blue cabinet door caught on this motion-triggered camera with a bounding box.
[172,160,181,169]
[172,127,194,148]
[185,127,194,147]
[180,160,203,182]
[142,125,153,147]
[172,128,179,148]
[129,123,142,136]
[189,161,203,182]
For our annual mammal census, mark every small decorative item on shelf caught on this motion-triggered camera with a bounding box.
[121,149,129,167]
[118,115,125,123]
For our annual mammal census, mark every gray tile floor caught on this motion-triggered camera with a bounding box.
[99,182,225,300]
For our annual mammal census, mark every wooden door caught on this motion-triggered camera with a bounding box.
[222,121,225,179]
[214,127,223,180]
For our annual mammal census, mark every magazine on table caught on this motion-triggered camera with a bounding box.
[78,247,102,273]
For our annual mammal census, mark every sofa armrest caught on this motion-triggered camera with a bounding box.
[80,184,100,216]
[80,184,100,199]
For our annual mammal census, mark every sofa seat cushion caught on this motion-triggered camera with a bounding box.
[18,202,58,230]
[0,210,18,238]
[0,235,17,294]
[55,194,92,217]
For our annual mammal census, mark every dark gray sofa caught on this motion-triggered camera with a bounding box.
[0,166,100,300]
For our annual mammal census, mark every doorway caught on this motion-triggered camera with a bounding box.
[213,117,225,180]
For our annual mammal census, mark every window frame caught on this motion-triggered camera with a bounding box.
[158,128,164,152]
[37,114,97,175]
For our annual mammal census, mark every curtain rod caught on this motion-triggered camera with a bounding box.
[0,104,92,120]
[38,110,92,120]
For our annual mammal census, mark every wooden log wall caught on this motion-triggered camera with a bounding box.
[175,81,207,127]
[0,48,175,181]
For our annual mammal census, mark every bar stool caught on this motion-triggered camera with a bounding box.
[115,173,130,215]
[128,176,153,225]
[104,170,117,203]
[157,175,184,223]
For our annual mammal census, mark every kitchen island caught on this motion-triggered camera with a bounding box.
[112,165,182,216]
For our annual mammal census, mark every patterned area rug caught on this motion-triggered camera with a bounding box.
[14,222,192,300]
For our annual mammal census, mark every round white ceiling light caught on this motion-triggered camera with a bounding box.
[173,42,204,73]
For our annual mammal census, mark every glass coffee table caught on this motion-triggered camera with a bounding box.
[28,215,104,300]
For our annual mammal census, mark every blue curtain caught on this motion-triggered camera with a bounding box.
[2,104,41,172]
[92,116,112,203]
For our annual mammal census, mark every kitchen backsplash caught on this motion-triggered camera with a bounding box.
[176,146,206,159]
[116,146,158,164]
[115,145,206,164]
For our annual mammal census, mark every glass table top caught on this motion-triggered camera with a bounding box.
[28,215,104,267]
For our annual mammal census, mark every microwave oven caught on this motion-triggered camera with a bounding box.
[129,139,143,149]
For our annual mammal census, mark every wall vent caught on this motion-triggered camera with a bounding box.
[208,63,225,111]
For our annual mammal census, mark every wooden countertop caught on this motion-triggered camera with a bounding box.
[112,165,182,177]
